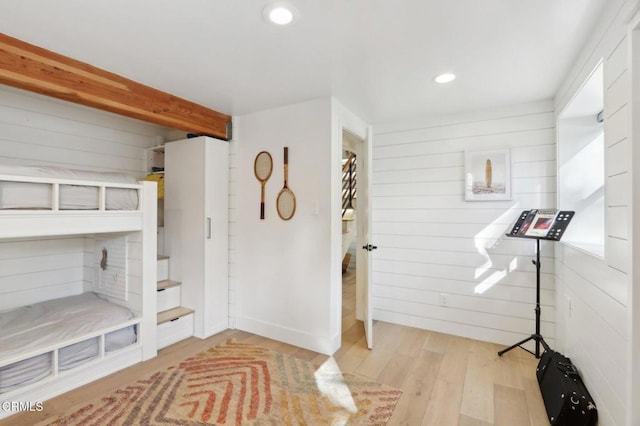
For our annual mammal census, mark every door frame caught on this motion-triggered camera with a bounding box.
[335,116,373,350]
[353,128,374,349]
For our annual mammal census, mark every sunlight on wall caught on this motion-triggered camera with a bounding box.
[473,206,522,294]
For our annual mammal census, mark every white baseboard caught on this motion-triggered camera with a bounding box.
[235,316,340,356]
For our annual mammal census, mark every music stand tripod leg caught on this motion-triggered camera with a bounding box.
[498,238,547,358]
[498,334,536,357]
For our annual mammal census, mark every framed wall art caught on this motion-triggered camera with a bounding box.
[464,148,511,201]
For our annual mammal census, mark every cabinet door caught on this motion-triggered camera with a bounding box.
[166,136,229,339]
[203,138,229,336]
[165,138,206,335]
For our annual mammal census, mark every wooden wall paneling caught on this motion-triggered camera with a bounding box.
[511,176,557,194]
[562,248,628,332]
[0,33,232,139]
[0,101,156,146]
[510,144,556,162]
[373,284,556,321]
[372,271,556,305]
[607,172,631,206]
[372,207,516,224]
[371,234,549,256]
[372,193,557,210]
[373,181,462,197]
[549,3,634,421]
[0,236,82,258]
[606,70,629,114]
[371,102,556,348]
[373,167,463,184]
[377,247,545,271]
[607,138,632,176]
[80,233,145,314]
[0,138,143,171]
[372,297,555,337]
[607,205,629,240]
[0,120,145,162]
[562,269,627,426]
[373,111,553,146]
[1,86,163,135]
[0,86,169,175]
[604,34,627,88]
[373,260,554,288]
[0,263,82,294]
[373,221,518,239]
[608,236,631,273]
[373,128,554,159]
[372,309,556,351]
[374,152,462,171]
[605,105,629,146]
[563,239,629,306]
[0,237,85,310]
[0,252,82,277]
[511,160,556,178]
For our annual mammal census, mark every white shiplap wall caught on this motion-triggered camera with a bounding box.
[0,237,85,311]
[371,101,557,348]
[0,86,166,175]
[0,85,169,311]
[553,1,635,425]
[82,232,145,316]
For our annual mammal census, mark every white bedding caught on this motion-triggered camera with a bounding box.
[0,165,139,210]
[0,293,138,393]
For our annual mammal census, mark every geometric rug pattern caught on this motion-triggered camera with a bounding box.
[44,340,402,425]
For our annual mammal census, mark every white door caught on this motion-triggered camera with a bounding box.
[355,127,374,349]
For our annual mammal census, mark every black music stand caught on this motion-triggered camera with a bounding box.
[497,210,574,359]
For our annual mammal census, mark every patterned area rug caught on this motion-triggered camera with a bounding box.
[44,340,402,425]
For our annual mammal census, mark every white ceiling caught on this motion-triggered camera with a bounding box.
[2,0,609,125]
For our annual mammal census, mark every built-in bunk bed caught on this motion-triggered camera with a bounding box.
[0,165,157,420]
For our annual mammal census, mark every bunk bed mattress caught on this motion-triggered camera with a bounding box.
[0,292,137,393]
[0,165,138,210]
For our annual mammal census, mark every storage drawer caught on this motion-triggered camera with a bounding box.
[157,285,181,312]
[157,313,194,349]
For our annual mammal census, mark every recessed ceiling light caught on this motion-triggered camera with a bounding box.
[434,73,456,84]
[263,3,299,26]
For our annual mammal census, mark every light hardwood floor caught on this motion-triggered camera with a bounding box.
[1,269,548,425]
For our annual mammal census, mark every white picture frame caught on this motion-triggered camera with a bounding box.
[464,148,511,201]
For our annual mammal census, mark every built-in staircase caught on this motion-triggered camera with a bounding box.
[342,153,357,272]
[156,251,194,349]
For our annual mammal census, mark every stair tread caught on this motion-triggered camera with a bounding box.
[157,280,181,290]
[157,306,194,324]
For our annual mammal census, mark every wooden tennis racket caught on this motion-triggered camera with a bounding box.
[254,151,273,219]
[277,147,296,220]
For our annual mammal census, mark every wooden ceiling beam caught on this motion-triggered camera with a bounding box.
[0,33,232,140]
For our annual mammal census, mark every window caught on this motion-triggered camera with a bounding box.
[557,61,604,257]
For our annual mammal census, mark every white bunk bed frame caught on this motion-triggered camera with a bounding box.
[0,174,158,420]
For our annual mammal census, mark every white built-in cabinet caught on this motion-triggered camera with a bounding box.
[165,136,229,339]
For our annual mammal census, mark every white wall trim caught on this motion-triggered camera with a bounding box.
[235,316,340,356]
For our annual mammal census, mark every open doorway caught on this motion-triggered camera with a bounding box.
[340,127,373,349]
[341,131,359,336]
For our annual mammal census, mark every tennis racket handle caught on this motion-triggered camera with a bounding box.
[260,202,265,219]
[284,147,288,163]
